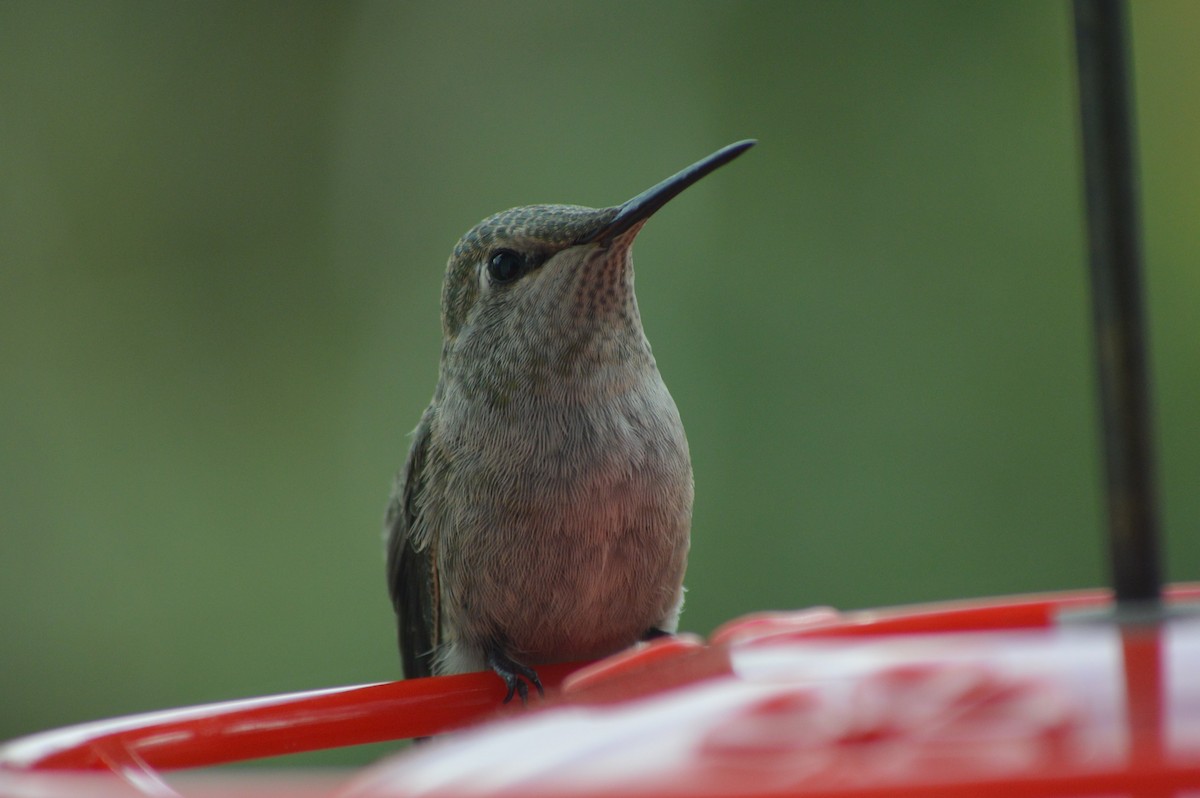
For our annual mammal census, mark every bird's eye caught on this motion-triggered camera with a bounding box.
[487,249,524,284]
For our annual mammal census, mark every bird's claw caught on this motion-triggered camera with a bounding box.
[486,648,544,704]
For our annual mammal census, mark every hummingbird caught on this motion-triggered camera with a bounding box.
[385,140,755,702]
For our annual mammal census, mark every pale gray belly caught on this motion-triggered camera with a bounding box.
[434,377,693,668]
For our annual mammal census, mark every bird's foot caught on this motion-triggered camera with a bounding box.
[486,648,544,704]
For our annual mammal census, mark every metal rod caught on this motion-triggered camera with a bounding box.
[1071,0,1162,604]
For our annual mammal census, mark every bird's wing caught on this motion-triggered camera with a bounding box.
[385,410,437,680]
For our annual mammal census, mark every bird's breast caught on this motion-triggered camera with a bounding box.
[433,367,693,662]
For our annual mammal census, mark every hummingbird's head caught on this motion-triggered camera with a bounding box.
[437,141,756,390]
[439,203,620,342]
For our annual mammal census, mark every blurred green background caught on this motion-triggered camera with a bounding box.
[2,0,1197,764]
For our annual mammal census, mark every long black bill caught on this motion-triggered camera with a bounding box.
[583,139,757,246]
